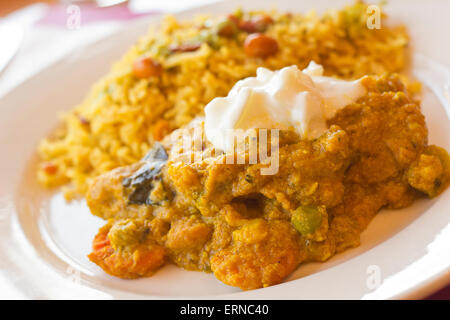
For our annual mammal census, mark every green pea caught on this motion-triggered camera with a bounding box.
[291,205,324,236]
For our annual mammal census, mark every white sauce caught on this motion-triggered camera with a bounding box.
[204,62,366,152]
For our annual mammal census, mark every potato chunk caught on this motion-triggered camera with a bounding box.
[166,215,212,251]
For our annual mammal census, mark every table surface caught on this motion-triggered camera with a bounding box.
[0,0,448,300]
[0,0,56,17]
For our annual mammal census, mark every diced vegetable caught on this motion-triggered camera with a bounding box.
[169,43,202,53]
[232,219,268,245]
[217,18,238,37]
[238,15,274,33]
[164,44,212,68]
[42,162,58,175]
[291,205,328,241]
[195,29,221,49]
[132,56,163,79]
[108,219,148,249]
[243,33,278,58]
[292,205,322,235]
[227,14,241,26]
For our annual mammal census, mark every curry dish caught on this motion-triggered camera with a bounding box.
[34,2,449,291]
[86,74,450,290]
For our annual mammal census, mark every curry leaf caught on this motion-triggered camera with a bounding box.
[122,143,168,205]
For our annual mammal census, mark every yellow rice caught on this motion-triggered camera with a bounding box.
[37,2,409,199]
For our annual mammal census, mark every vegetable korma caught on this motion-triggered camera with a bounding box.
[34,2,450,291]
[86,74,449,290]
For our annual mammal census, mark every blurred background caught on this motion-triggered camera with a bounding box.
[0,0,219,96]
[0,0,219,16]
[0,0,448,300]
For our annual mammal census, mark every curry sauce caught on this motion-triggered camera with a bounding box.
[86,74,449,290]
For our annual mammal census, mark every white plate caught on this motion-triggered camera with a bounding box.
[0,0,449,299]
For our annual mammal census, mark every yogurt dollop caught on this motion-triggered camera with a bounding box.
[204,62,366,152]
